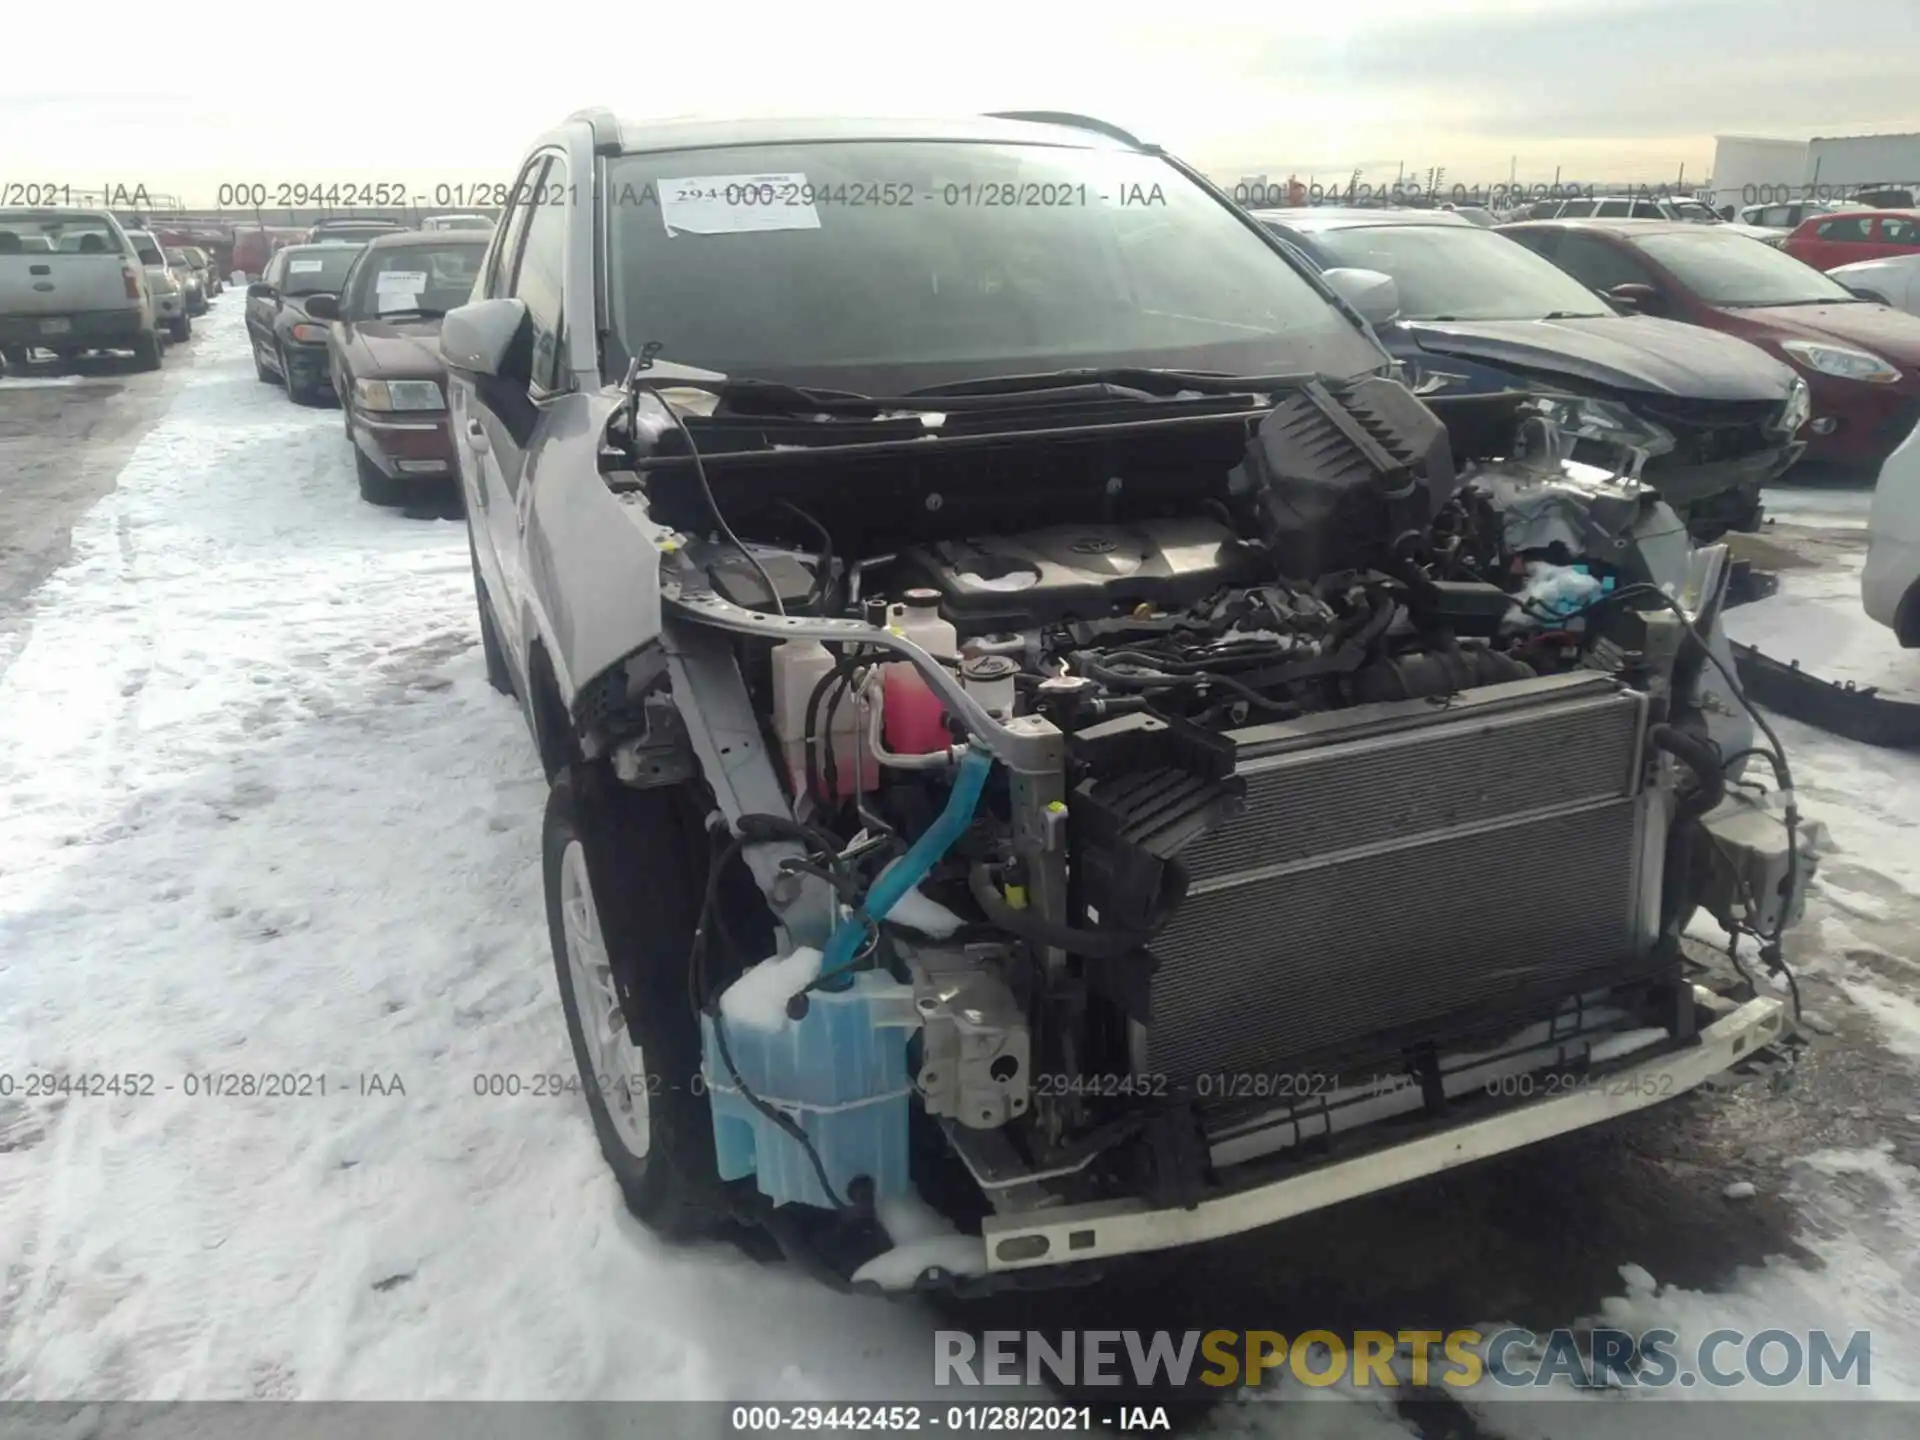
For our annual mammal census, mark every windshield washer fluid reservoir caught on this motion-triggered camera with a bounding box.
[703,969,916,1209]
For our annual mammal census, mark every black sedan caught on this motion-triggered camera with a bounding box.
[1251,207,1809,536]
[245,242,364,402]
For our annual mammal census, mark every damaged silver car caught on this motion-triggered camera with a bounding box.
[443,110,1817,1290]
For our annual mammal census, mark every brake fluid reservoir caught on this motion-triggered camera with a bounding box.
[882,590,956,755]
[960,653,1018,720]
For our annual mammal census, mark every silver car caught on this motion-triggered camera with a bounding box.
[440,109,1812,1290]
[126,230,190,343]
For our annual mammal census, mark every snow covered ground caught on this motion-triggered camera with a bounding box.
[1,308,1917,1433]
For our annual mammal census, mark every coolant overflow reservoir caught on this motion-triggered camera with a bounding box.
[882,590,957,754]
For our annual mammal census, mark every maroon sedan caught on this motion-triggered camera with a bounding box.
[1501,219,1920,471]
[304,231,489,504]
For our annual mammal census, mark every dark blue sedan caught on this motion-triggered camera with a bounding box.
[1249,207,1809,536]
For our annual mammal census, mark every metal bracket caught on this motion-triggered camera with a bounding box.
[610,691,698,789]
[659,620,835,947]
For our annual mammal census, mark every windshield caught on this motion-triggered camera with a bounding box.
[281,246,363,295]
[603,140,1382,392]
[1634,231,1857,307]
[165,248,190,266]
[0,212,123,255]
[1308,223,1610,321]
[342,242,486,319]
[1669,200,1721,223]
[129,235,164,266]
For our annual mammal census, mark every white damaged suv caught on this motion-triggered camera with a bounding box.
[443,109,1814,1292]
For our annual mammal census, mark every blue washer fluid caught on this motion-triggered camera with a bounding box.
[701,969,915,1209]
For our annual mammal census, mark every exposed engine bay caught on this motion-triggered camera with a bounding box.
[618,375,1817,1287]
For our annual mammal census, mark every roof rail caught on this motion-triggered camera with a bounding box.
[566,107,625,156]
[984,111,1148,149]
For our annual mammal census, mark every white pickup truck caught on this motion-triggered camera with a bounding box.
[0,208,162,371]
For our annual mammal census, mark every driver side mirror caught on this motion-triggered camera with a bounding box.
[1607,282,1664,314]
[1843,284,1891,305]
[246,281,274,299]
[440,297,531,383]
[303,293,340,321]
[1320,267,1402,327]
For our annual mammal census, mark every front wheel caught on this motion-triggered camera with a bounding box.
[168,314,190,344]
[544,767,722,1238]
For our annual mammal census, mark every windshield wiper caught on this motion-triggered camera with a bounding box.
[374,306,447,320]
[1722,298,1855,309]
[900,367,1307,399]
[1540,310,1608,320]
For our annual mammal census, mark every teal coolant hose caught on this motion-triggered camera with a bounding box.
[814,743,994,986]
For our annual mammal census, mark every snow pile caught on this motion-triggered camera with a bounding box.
[0,373,93,389]
[0,307,958,1402]
[718,946,824,1031]
[1438,1148,1920,1433]
[883,884,964,939]
[1725,547,1920,693]
[850,1189,988,1290]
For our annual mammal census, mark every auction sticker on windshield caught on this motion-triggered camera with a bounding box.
[658,174,822,235]
[376,271,427,291]
[289,259,323,272]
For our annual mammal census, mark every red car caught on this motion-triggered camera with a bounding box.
[302,229,490,505]
[1501,218,1920,470]
[1782,209,1920,271]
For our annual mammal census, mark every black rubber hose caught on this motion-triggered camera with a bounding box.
[1649,722,1726,821]
[802,662,851,807]
[773,498,835,614]
[967,862,1155,959]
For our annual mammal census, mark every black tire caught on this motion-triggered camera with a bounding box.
[130,331,162,373]
[544,767,722,1238]
[1,344,30,370]
[254,343,276,383]
[355,448,403,506]
[168,314,190,344]
[469,534,515,695]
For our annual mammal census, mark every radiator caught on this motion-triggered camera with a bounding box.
[1143,672,1662,1089]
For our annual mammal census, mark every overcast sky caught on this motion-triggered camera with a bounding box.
[6,0,1915,205]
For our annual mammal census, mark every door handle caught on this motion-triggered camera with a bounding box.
[465,419,490,455]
